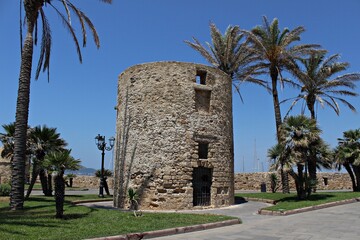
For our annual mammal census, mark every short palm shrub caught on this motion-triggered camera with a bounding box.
[0,183,11,196]
[95,169,113,178]
[128,187,142,217]
[269,173,279,193]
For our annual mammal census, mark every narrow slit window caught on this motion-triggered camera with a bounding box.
[196,70,207,85]
[198,142,209,159]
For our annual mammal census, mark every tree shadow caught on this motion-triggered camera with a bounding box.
[234,196,248,204]
[276,193,333,203]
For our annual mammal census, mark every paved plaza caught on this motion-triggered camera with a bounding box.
[152,201,360,240]
[80,195,360,240]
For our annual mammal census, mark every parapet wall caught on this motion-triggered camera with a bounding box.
[234,172,352,191]
[70,172,351,191]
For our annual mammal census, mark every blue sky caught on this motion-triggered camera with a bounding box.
[1,0,360,172]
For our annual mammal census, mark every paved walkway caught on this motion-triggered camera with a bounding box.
[152,202,360,240]
[80,199,360,240]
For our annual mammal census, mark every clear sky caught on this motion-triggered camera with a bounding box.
[1,0,360,172]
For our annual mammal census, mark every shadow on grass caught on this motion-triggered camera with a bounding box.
[275,194,334,203]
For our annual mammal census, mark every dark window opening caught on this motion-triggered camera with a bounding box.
[198,142,209,159]
[196,70,207,85]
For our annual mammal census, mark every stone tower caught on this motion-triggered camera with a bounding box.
[114,61,234,210]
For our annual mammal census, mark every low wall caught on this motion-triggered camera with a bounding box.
[0,150,11,184]
[71,172,352,192]
[70,176,114,189]
[234,172,352,191]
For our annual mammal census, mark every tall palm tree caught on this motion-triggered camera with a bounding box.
[185,22,269,99]
[25,125,67,198]
[334,129,360,192]
[242,16,322,193]
[43,149,81,218]
[283,52,360,190]
[242,16,322,140]
[11,0,112,210]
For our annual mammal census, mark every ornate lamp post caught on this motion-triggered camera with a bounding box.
[95,134,115,197]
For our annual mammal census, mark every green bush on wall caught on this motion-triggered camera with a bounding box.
[0,183,11,196]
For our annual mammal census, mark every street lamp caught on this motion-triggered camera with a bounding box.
[95,134,115,197]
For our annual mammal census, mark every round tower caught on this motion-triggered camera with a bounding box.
[114,61,234,210]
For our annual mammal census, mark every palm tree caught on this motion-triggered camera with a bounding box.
[242,16,323,140]
[242,16,322,193]
[25,125,67,198]
[268,143,292,193]
[279,115,324,199]
[283,52,360,191]
[334,129,360,192]
[185,22,269,99]
[11,0,112,210]
[43,149,81,218]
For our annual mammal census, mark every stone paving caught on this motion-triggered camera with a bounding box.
[152,201,360,240]
[81,198,360,240]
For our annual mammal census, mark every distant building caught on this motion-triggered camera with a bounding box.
[113,62,234,210]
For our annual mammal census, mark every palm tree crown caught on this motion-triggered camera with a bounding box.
[185,22,268,99]
[284,53,360,119]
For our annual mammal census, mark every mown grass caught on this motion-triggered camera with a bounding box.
[0,195,236,240]
[25,183,88,191]
[236,191,360,211]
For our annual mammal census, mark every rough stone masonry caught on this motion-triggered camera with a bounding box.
[113,62,234,210]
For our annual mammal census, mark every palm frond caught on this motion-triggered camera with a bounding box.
[35,9,52,80]
[49,3,82,63]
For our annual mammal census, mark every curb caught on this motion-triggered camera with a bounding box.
[86,219,241,240]
[258,197,360,216]
[243,197,276,205]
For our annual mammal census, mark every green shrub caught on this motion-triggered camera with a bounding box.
[269,173,279,193]
[95,169,113,178]
[0,183,11,196]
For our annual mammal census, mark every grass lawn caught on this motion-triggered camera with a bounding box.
[25,183,88,191]
[0,195,236,240]
[236,191,360,211]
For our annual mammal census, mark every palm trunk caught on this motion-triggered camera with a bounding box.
[308,157,317,192]
[54,172,65,218]
[25,161,40,199]
[288,168,299,193]
[343,163,357,191]
[47,174,53,196]
[307,101,317,193]
[39,169,49,195]
[280,165,290,194]
[352,165,360,192]
[270,68,282,142]
[297,164,306,200]
[11,4,36,209]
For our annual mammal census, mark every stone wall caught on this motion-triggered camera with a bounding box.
[113,62,234,210]
[0,148,11,184]
[234,172,352,191]
[69,176,114,189]
[71,172,352,192]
